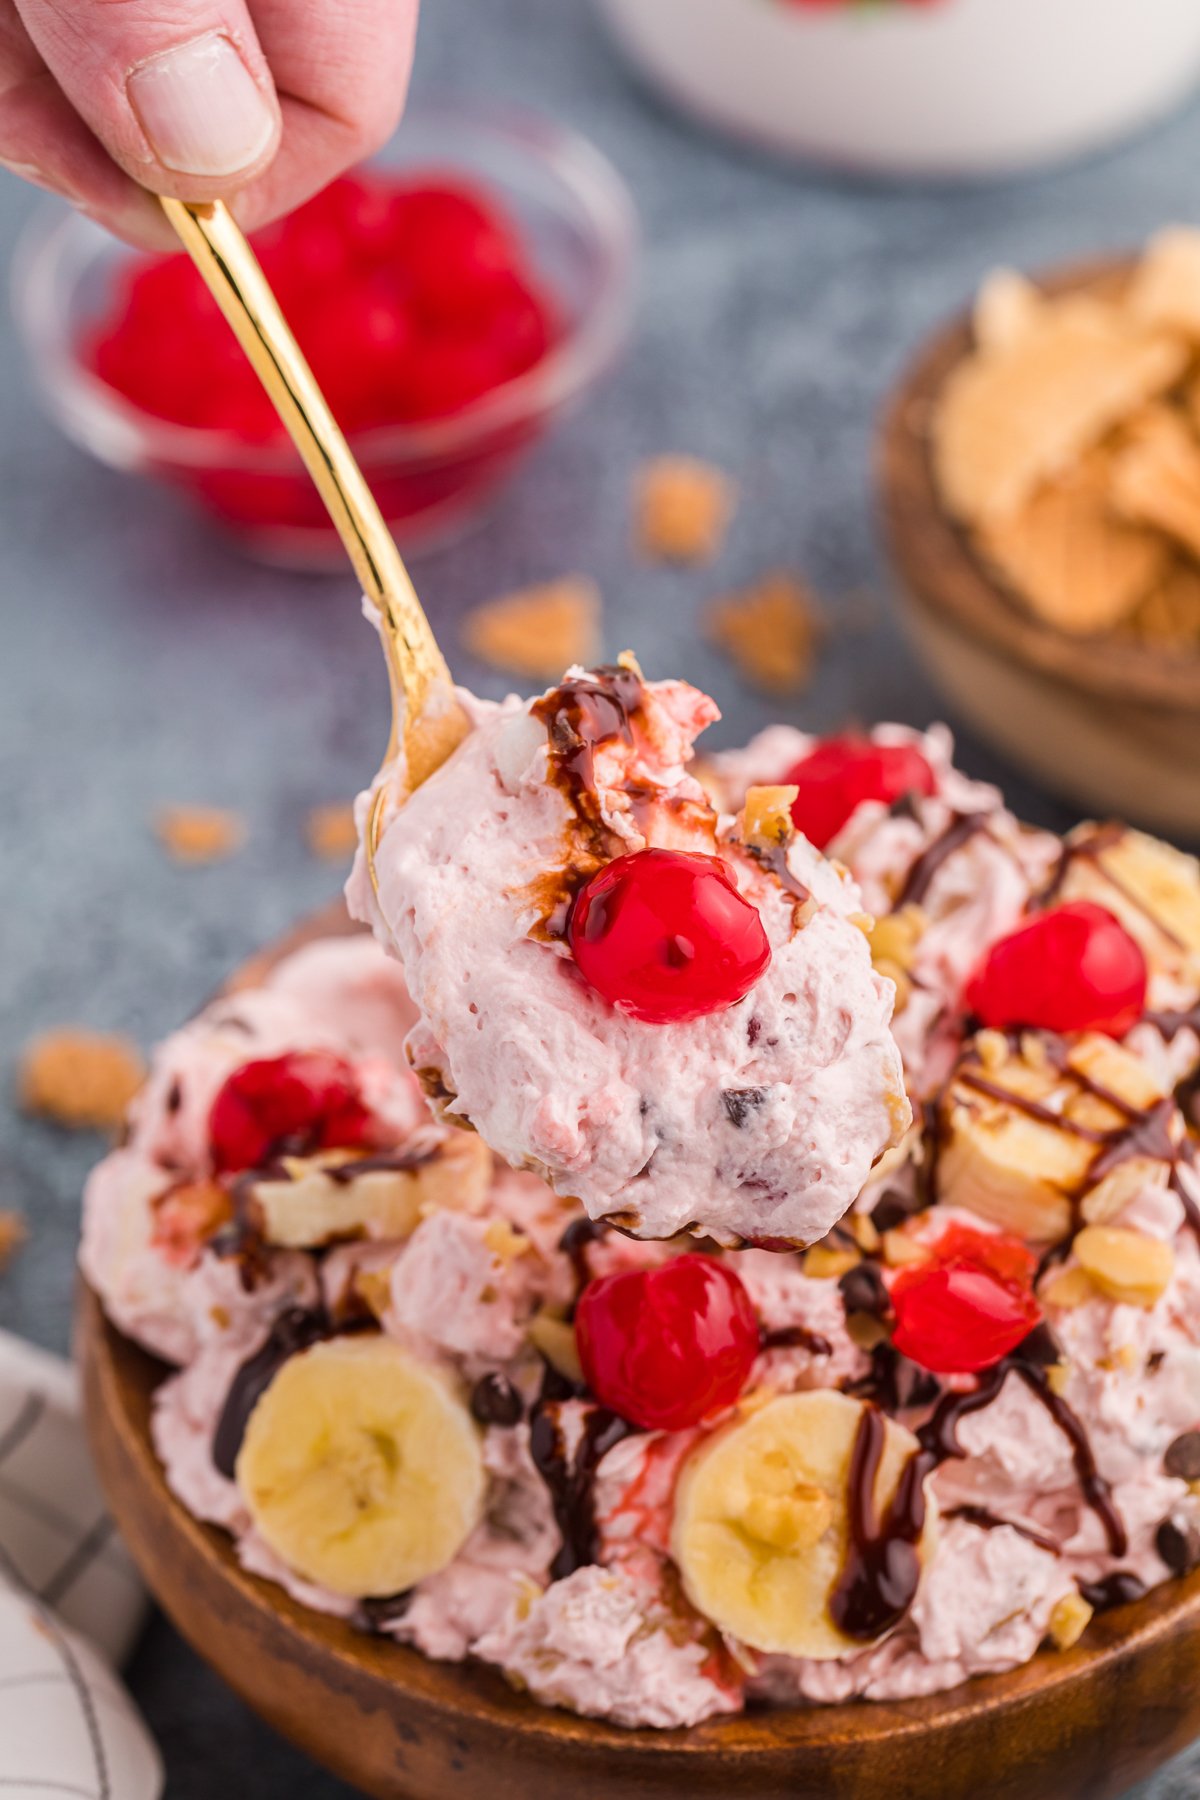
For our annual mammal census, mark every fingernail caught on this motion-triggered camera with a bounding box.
[127,31,276,179]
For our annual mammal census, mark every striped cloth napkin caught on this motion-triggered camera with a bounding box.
[0,1329,162,1799]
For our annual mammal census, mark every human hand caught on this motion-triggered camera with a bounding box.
[0,0,419,246]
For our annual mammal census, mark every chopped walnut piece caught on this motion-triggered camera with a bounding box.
[706,571,824,695]
[0,1213,26,1271]
[305,803,359,862]
[461,576,601,680]
[527,1311,583,1385]
[1074,1225,1174,1308]
[1046,1360,1072,1398]
[882,1228,930,1270]
[851,1212,881,1255]
[636,456,736,563]
[484,1218,531,1263]
[156,805,246,864]
[741,785,799,851]
[802,1244,860,1280]
[866,906,925,1013]
[1042,1266,1097,1311]
[1048,1591,1094,1651]
[18,1028,145,1130]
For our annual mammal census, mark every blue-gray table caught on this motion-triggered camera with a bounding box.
[1,0,1198,1791]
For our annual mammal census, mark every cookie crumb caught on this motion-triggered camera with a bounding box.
[934,290,1187,525]
[636,456,736,563]
[0,1213,26,1271]
[19,1028,146,1130]
[305,803,359,862]
[156,805,246,864]
[706,570,824,694]
[1124,559,1200,648]
[461,576,601,680]
[978,449,1167,635]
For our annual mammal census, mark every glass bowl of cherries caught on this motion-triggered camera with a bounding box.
[14,101,637,565]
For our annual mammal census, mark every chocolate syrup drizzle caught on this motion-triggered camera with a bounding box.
[526,663,801,938]
[1078,1572,1147,1613]
[745,841,811,908]
[558,1216,609,1305]
[212,1306,329,1478]
[942,1505,1059,1554]
[760,1324,833,1358]
[528,1396,635,1580]
[830,1331,1126,1641]
[895,812,993,909]
[951,1034,1189,1252]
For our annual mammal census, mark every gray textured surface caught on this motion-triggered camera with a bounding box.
[1,0,1199,1791]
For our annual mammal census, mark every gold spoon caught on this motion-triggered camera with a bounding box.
[158,195,471,890]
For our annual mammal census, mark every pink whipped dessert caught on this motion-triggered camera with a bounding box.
[348,664,909,1245]
[82,726,1200,1732]
[708,723,1061,1097]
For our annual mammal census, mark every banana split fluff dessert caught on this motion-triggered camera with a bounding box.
[347,661,909,1245]
[82,719,1200,1729]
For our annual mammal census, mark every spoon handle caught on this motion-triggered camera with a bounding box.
[159,195,467,788]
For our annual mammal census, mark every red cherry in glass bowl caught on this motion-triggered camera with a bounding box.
[575,1254,760,1431]
[568,847,771,1024]
[889,1222,1041,1375]
[15,103,635,566]
[208,1050,374,1174]
[965,901,1148,1038]
[784,734,936,850]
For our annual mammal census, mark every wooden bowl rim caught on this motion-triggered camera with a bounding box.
[877,251,1200,710]
[80,903,1200,1770]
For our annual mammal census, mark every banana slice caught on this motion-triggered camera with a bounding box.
[236,1335,485,1598]
[671,1391,933,1661]
[251,1132,491,1249]
[1059,825,1200,989]
[938,1032,1169,1244]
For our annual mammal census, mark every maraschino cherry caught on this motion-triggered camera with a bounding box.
[965,901,1147,1038]
[567,848,771,1024]
[575,1254,760,1431]
[783,735,936,850]
[87,172,557,438]
[890,1222,1041,1375]
[209,1050,373,1174]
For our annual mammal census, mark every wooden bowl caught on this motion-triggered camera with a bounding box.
[80,904,1200,1798]
[877,256,1200,840]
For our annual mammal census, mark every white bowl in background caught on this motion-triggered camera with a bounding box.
[597,0,1200,179]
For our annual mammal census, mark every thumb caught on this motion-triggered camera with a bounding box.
[13,0,281,197]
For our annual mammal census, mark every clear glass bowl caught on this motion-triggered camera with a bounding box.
[12,101,638,566]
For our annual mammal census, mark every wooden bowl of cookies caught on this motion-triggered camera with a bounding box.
[878,237,1200,839]
[79,903,1200,1800]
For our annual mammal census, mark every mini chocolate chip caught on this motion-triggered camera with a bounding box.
[747,1017,762,1046]
[1156,1518,1200,1575]
[165,1078,182,1115]
[839,1262,891,1320]
[723,1087,768,1129]
[470,1372,523,1428]
[1078,1572,1147,1611]
[1147,1350,1166,1372]
[870,1189,918,1234]
[1165,1430,1200,1482]
[355,1590,414,1633]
